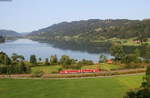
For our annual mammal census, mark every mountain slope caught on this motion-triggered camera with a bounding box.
[28,19,150,41]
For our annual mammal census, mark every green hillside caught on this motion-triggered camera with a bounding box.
[28,19,150,42]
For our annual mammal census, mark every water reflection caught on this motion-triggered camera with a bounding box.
[0,39,112,62]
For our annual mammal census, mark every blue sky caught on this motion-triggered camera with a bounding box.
[0,0,150,32]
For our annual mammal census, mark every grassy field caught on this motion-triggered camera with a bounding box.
[31,64,121,74]
[31,66,62,74]
[0,75,143,98]
[82,63,121,71]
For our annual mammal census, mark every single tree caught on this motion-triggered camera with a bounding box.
[99,54,107,63]
[110,44,125,61]
[60,55,72,68]
[50,55,58,65]
[30,55,37,65]
[45,58,49,65]
[38,57,42,62]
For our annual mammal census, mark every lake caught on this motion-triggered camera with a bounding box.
[0,39,112,62]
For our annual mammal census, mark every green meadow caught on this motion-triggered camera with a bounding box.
[31,64,122,74]
[0,75,143,98]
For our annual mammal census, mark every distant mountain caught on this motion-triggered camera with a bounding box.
[28,19,150,41]
[0,30,21,37]
[20,32,29,36]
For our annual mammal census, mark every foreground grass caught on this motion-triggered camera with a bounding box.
[0,75,143,98]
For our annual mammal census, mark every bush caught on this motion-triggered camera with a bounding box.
[0,65,7,74]
[62,65,81,69]
[124,63,145,69]
[58,68,63,71]
[99,54,107,63]
[124,66,150,98]
[60,55,77,68]
[0,63,31,74]
[77,59,94,66]
[51,71,59,74]
[32,70,44,77]
[124,88,150,98]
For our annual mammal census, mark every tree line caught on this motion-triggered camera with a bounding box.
[0,52,94,74]
[109,43,150,65]
[30,54,94,69]
[0,52,30,74]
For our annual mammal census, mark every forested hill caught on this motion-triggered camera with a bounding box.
[28,19,150,41]
[0,30,21,37]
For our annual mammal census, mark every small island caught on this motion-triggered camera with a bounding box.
[0,36,5,43]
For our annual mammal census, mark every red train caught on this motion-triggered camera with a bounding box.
[59,69,100,74]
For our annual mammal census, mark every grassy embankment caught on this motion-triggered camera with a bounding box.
[0,75,143,98]
[31,63,122,74]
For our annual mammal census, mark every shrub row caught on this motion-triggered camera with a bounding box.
[0,68,146,78]
[43,68,146,78]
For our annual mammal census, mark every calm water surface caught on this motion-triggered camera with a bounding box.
[0,39,112,62]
